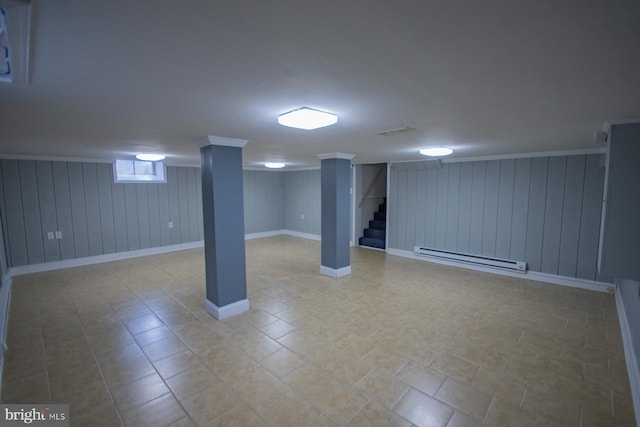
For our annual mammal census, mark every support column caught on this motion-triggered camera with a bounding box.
[195,136,249,319]
[317,152,355,278]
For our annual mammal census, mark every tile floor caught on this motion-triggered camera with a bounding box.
[1,235,636,426]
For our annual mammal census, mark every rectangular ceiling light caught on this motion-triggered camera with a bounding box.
[278,107,337,130]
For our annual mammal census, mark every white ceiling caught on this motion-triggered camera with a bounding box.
[0,0,639,168]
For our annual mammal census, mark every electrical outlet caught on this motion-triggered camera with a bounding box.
[55,231,63,239]
[168,221,174,229]
[47,232,54,240]
[300,214,304,220]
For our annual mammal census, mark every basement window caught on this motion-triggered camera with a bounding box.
[113,159,166,183]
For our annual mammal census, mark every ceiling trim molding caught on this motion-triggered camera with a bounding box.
[317,152,355,160]
[438,147,608,164]
[195,135,248,149]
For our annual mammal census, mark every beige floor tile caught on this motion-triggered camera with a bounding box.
[141,335,187,362]
[232,369,289,411]
[506,358,558,392]
[2,237,636,427]
[347,400,411,427]
[434,377,492,421]
[483,397,548,427]
[1,372,50,403]
[392,388,454,427]
[309,379,370,425]
[356,369,409,408]
[165,365,220,401]
[209,401,267,427]
[168,417,197,427]
[445,411,480,427]
[522,388,582,426]
[121,392,186,427]
[181,383,242,426]
[132,325,175,347]
[260,347,305,378]
[260,391,326,426]
[152,349,205,380]
[110,372,170,413]
[430,353,479,384]
[258,319,296,340]
[395,361,447,396]
[471,367,526,406]
[362,346,410,375]
[100,354,157,388]
[283,363,334,397]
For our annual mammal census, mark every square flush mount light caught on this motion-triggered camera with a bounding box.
[278,107,338,130]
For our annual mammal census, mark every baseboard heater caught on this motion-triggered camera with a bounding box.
[414,246,527,272]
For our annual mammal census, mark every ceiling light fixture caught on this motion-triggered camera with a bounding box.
[277,107,338,130]
[265,162,285,169]
[136,153,166,161]
[419,147,453,157]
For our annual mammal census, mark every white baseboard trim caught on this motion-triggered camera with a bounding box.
[204,298,250,320]
[9,241,205,277]
[615,287,640,426]
[320,265,351,278]
[245,230,286,240]
[281,230,322,241]
[6,230,325,278]
[386,248,615,293]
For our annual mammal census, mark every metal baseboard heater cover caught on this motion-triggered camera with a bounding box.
[414,246,527,271]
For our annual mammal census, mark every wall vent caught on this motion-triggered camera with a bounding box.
[414,246,527,271]
[376,127,415,137]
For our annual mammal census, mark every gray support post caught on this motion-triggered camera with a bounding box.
[195,136,249,319]
[317,153,355,278]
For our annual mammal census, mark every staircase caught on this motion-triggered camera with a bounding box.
[358,200,386,249]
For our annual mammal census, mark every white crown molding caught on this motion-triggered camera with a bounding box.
[195,135,248,149]
[439,148,607,164]
[317,152,355,160]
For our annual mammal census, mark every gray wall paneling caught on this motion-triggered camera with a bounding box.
[389,154,606,280]
[243,171,284,234]
[111,174,129,253]
[496,159,515,259]
[457,163,473,254]
[558,156,585,278]
[283,170,321,235]
[36,162,60,262]
[0,161,222,267]
[83,163,104,256]
[510,158,531,262]
[2,160,27,266]
[445,164,460,251]
[136,185,151,250]
[20,161,45,264]
[147,185,161,248]
[96,163,116,254]
[482,160,500,256]
[577,155,605,281]
[68,163,90,258]
[541,157,566,275]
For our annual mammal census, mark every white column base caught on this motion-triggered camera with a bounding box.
[320,265,351,278]
[204,298,249,320]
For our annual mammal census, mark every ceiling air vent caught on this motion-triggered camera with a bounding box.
[376,126,415,137]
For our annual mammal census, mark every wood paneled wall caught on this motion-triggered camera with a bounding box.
[388,154,607,280]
